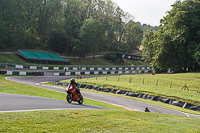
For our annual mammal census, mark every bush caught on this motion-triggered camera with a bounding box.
[47,31,68,54]
[104,53,117,62]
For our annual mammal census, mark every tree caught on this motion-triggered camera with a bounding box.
[0,0,63,50]
[123,21,143,54]
[64,0,88,55]
[48,31,67,54]
[142,27,154,62]
[145,0,200,72]
[0,0,143,56]
[79,18,104,57]
[0,20,8,49]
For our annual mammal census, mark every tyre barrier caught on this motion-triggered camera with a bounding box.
[54,81,200,112]
[0,71,7,74]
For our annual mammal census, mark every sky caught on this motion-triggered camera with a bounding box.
[112,0,178,26]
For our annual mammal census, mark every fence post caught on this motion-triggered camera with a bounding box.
[118,75,120,82]
[156,79,158,86]
[170,81,172,88]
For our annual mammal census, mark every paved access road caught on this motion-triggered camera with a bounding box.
[5,76,200,118]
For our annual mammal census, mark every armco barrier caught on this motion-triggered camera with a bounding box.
[3,71,44,76]
[53,70,152,76]
[54,82,200,112]
[0,63,152,71]
[1,69,152,76]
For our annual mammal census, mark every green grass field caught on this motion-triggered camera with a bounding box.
[73,73,200,106]
[1,75,200,132]
[1,110,200,133]
[70,58,148,66]
[0,54,28,64]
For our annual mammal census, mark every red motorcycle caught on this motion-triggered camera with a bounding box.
[66,85,83,104]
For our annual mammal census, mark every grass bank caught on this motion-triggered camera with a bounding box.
[0,54,27,64]
[0,54,148,66]
[1,110,200,133]
[1,75,200,132]
[70,57,148,66]
[71,73,200,106]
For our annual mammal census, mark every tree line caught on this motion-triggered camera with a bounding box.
[142,0,200,73]
[0,0,150,57]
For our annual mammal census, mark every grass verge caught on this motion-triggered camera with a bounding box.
[71,73,200,106]
[1,75,200,132]
[1,110,200,133]
[0,54,27,64]
[80,88,200,115]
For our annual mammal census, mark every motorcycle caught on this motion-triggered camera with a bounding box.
[66,84,83,104]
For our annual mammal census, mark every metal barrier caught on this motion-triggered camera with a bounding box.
[0,63,152,71]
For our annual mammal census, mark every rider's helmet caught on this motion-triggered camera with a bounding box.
[71,78,75,84]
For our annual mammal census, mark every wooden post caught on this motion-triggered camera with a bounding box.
[129,77,132,83]
[143,78,144,84]
[96,75,97,80]
[106,76,108,81]
[156,79,158,86]
[118,75,120,82]
[170,82,172,88]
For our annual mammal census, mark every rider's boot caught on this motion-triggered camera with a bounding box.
[77,93,81,101]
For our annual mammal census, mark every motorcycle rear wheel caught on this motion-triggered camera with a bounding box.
[66,93,73,103]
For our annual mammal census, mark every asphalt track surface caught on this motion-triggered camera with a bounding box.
[0,93,104,112]
[3,76,200,118]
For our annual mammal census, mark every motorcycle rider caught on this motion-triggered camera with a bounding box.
[67,78,81,97]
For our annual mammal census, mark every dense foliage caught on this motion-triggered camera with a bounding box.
[142,0,200,73]
[0,0,147,56]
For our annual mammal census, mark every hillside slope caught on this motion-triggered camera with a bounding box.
[0,54,148,66]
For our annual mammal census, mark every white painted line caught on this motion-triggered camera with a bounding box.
[43,67,49,70]
[0,108,96,113]
[65,72,71,75]
[181,112,190,117]
[6,71,13,75]
[82,68,86,70]
[30,66,37,69]
[16,65,23,69]
[54,67,59,70]
[54,73,60,76]
[105,68,109,70]
[19,72,26,76]
[75,72,81,75]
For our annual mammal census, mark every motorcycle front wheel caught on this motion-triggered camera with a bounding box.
[66,93,73,103]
